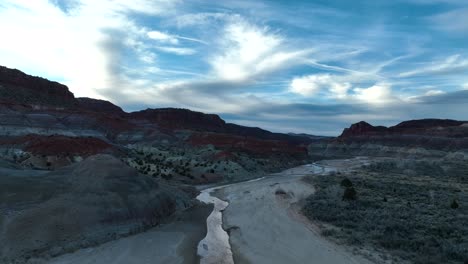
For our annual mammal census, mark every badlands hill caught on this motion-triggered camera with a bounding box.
[0,154,194,262]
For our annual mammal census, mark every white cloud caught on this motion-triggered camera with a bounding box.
[353,83,394,104]
[399,54,468,77]
[463,83,468,90]
[289,75,324,96]
[210,18,311,82]
[425,90,446,96]
[147,31,179,44]
[289,74,351,98]
[100,0,180,15]
[147,30,207,45]
[0,0,179,99]
[156,46,196,55]
[289,73,396,105]
[330,82,352,99]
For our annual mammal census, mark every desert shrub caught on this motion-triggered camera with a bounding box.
[161,174,172,180]
[302,161,468,264]
[340,178,353,187]
[367,161,397,172]
[321,229,337,237]
[342,187,357,201]
[275,188,287,195]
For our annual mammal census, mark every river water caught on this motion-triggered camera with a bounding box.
[196,177,266,264]
[196,186,234,264]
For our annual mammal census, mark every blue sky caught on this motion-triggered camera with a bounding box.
[1,0,467,135]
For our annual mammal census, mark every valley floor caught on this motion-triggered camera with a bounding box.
[214,158,374,264]
[45,158,376,264]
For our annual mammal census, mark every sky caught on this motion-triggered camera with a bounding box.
[0,0,467,135]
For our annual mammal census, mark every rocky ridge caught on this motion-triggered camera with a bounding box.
[309,119,468,159]
[0,65,311,181]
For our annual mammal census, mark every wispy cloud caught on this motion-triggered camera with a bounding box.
[172,12,229,28]
[147,30,208,45]
[147,30,180,44]
[430,8,468,33]
[156,46,197,55]
[399,54,468,77]
[1,0,468,135]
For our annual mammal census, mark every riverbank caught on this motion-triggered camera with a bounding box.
[46,203,212,264]
[303,158,468,263]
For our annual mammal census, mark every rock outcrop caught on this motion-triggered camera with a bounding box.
[130,108,226,131]
[0,66,77,108]
[77,97,125,115]
[339,121,387,137]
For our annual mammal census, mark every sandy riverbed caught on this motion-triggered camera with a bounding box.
[214,159,374,264]
[45,157,375,264]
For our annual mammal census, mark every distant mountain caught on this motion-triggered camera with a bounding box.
[309,119,468,159]
[339,119,468,139]
[0,65,311,175]
[288,132,331,140]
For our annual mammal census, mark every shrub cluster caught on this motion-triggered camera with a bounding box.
[302,160,468,263]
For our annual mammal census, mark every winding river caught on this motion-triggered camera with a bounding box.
[196,187,234,264]
[196,177,266,264]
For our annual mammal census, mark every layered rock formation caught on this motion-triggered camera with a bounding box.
[0,65,311,178]
[309,119,468,159]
